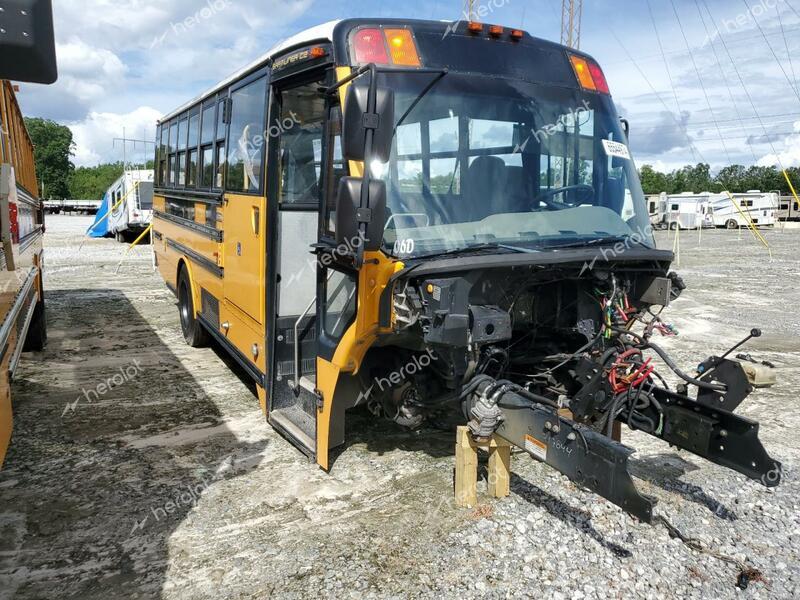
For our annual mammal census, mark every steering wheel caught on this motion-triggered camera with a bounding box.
[531,184,595,211]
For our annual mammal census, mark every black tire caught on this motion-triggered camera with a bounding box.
[115,231,127,243]
[726,219,738,230]
[23,301,47,352]
[178,268,210,348]
[669,222,679,230]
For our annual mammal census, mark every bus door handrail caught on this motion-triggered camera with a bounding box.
[290,269,335,392]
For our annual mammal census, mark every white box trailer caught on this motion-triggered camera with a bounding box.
[106,170,154,242]
[655,193,714,230]
[709,190,777,229]
[775,194,799,222]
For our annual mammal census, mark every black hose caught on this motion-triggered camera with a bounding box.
[611,328,727,392]
[642,342,727,392]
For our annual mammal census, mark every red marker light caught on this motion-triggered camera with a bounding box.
[352,28,389,64]
[587,60,610,94]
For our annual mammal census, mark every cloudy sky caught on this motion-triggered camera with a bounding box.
[15,0,800,171]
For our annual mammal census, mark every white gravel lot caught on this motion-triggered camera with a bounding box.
[0,216,797,599]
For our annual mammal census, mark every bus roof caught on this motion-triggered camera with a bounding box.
[160,18,585,124]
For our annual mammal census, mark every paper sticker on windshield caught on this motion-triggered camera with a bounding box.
[602,139,631,161]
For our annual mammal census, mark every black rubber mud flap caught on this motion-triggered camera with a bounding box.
[496,402,656,523]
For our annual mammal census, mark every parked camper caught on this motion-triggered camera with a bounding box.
[776,194,799,222]
[646,193,663,227]
[88,170,154,242]
[710,190,776,229]
[656,193,713,230]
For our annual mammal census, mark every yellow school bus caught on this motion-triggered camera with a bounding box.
[0,80,48,466]
[154,18,780,521]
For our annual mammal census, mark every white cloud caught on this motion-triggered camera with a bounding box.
[18,0,315,166]
[757,120,800,168]
[70,107,163,167]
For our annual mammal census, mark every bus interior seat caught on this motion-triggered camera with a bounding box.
[464,155,508,221]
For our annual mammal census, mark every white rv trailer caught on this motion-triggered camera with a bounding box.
[776,194,799,222]
[646,193,663,227]
[709,190,776,229]
[655,192,714,230]
[105,170,154,242]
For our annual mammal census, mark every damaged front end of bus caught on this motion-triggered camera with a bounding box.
[327,19,782,522]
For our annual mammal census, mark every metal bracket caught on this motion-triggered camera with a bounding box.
[356,207,372,223]
[362,112,380,129]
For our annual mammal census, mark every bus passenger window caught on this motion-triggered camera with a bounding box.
[200,147,214,188]
[187,149,198,187]
[215,144,226,189]
[177,151,186,186]
[227,77,268,193]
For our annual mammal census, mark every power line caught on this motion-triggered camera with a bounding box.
[602,27,800,67]
[611,30,708,164]
[694,0,758,162]
[701,0,792,170]
[670,0,735,164]
[741,0,800,104]
[777,3,799,93]
[645,0,699,163]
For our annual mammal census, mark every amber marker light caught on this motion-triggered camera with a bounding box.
[384,28,421,67]
[569,54,597,91]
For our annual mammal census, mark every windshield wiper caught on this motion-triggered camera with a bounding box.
[394,69,449,132]
[548,236,649,250]
[416,242,538,260]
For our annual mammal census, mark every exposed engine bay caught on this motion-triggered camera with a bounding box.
[358,250,782,522]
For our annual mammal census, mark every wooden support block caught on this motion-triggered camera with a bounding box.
[455,426,478,508]
[455,426,512,506]
[487,445,511,498]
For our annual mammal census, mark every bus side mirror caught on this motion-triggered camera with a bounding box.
[335,176,386,253]
[0,0,58,84]
[342,82,395,163]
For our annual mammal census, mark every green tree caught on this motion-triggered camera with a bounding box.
[638,165,669,195]
[23,117,75,199]
[68,162,126,199]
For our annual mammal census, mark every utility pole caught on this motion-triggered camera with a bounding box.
[561,0,583,49]
[465,0,476,21]
[113,132,155,170]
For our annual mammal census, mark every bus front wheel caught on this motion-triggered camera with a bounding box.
[178,269,210,348]
[726,219,739,230]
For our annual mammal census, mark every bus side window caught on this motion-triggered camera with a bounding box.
[227,76,268,194]
[323,269,357,340]
[277,80,326,206]
[323,105,345,237]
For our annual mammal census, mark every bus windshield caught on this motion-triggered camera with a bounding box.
[370,71,654,258]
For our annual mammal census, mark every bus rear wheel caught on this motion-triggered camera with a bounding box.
[669,222,679,230]
[726,219,738,230]
[178,269,210,348]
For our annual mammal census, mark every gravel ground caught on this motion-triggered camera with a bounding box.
[0,216,798,599]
